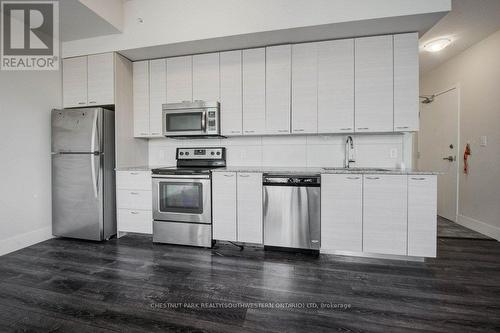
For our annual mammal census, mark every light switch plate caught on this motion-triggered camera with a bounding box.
[480,136,487,147]
[390,148,397,158]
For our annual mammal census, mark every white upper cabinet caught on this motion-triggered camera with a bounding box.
[220,50,243,136]
[133,61,150,137]
[321,174,363,252]
[363,175,407,255]
[265,45,291,135]
[87,53,115,106]
[212,172,237,242]
[242,48,266,135]
[394,33,419,131]
[408,175,437,257]
[237,173,263,244]
[317,39,354,133]
[63,57,88,108]
[192,53,220,102]
[292,42,318,134]
[355,35,393,132]
[166,56,193,103]
[149,59,166,137]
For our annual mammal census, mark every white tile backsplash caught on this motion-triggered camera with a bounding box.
[148,133,405,168]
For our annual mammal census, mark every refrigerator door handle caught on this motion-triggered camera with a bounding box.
[90,110,99,199]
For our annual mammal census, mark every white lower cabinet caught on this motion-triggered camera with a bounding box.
[321,174,362,252]
[363,174,407,255]
[212,172,237,241]
[116,171,153,235]
[212,172,263,244]
[237,173,263,244]
[408,175,437,257]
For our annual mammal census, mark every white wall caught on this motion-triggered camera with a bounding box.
[62,0,450,57]
[420,29,500,240]
[149,134,406,169]
[0,70,62,255]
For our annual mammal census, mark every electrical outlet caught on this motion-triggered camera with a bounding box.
[390,148,397,158]
[480,136,487,147]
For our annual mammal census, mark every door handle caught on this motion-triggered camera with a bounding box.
[442,156,454,162]
[201,111,207,132]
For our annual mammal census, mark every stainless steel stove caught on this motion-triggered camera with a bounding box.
[151,147,226,247]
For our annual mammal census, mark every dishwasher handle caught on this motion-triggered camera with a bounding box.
[263,175,320,187]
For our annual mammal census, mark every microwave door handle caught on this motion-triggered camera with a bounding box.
[202,111,207,132]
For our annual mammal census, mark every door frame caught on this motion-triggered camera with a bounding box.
[419,83,461,221]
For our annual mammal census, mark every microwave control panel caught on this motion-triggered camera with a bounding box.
[207,109,217,132]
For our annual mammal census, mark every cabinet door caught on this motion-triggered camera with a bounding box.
[242,48,266,135]
[237,173,263,244]
[63,56,87,108]
[118,209,152,234]
[220,50,243,136]
[212,172,237,242]
[318,39,354,133]
[193,53,220,101]
[266,45,291,134]
[321,174,362,252]
[394,33,419,131]
[87,53,115,106]
[133,61,150,137]
[292,42,318,134]
[355,36,393,132]
[408,176,437,257]
[149,59,166,137]
[166,56,192,103]
[363,175,407,255]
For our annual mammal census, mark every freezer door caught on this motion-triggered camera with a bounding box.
[52,152,103,240]
[51,108,102,153]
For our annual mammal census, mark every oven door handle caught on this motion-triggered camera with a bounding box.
[152,174,211,179]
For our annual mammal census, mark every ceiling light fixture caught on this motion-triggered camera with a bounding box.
[423,38,452,53]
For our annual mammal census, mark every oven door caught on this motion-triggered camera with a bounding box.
[163,109,207,136]
[152,175,211,224]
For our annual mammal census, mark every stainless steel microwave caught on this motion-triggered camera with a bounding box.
[162,101,222,138]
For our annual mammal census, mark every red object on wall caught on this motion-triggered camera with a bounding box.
[464,143,471,174]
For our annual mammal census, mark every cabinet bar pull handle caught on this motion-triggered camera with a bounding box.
[130,192,139,195]
[411,177,426,180]
[130,172,139,175]
[151,132,160,135]
[294,129,305,132]
[366,176,380,180]
[347,176,360,180]
[239,174,251,177]
[130,211,139,215]
[340,128,352,131]
[224,174,234,177]
[357,127,369,130]
[78,102,86,105]
[89,101,96,104]
[396,126,409,129]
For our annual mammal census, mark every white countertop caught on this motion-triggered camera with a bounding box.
[116,165,438,175]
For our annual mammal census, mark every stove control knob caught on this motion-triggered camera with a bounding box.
[211,152,215,155]
[185,152,190,156]
[179,152,184,156]
[216,151,221,155]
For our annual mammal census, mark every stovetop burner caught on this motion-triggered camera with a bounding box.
[151,147,226,175]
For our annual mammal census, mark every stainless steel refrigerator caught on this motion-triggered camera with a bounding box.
[51,108,116,241]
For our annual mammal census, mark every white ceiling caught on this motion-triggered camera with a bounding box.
[419,0,500,74]
[60,0,121,42]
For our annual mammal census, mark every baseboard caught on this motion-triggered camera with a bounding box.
[0,226,54,256]
[456,215,500,241]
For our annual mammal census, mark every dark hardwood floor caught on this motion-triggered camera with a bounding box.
[437,216,494,240]
[1,234,500,332]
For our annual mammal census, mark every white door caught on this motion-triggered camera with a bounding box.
[291,42,318,134]
[237,173,263,244]
[418,88,459,222]
[166,56,193,103]
[133,61,150,137]
[242,48,266,135]
[149,59,166,137]
[265,44,291,134]
[220,50,243,136]
[192,53,220,101]
[212,172,237,242]
[355,35,393,132]
[63,56,88,108]
[87,53,115,106]
[321,174,362,252]
[317,39,354,133]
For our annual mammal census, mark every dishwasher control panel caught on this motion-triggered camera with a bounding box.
[263,175,320,186]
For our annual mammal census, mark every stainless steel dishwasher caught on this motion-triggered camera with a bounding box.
[263,174,321,251]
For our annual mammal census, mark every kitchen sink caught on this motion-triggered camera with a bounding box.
[322,167,392,172]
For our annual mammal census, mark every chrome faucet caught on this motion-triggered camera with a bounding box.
[344,136,355,168]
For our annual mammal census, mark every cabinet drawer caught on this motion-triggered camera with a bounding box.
[117,190,152,210]
[116,171,152,190]
[117,209,152,234]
